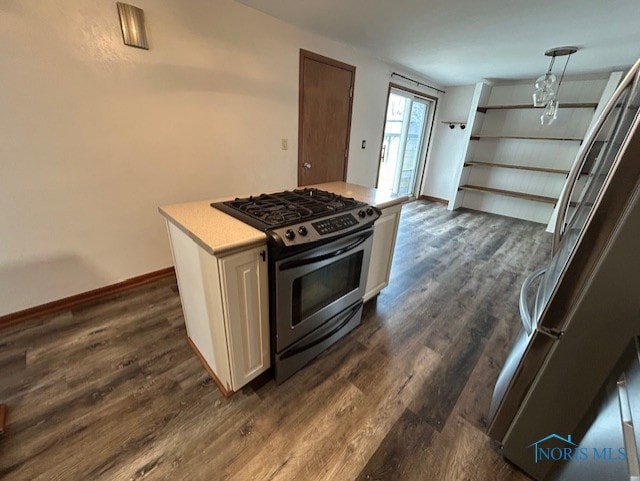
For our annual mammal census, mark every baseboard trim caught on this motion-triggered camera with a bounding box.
[418,195,448,204]
[186,337,235,398]
[0,267,176,331]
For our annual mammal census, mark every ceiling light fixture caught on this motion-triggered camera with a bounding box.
[533,46,578,125]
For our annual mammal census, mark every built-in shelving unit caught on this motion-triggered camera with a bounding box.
[458,184,579,207]
[470,135,583,141]
[458,185,558,204]
[464,161,570,175]
[476,102,598,113]
[448,74,622,226]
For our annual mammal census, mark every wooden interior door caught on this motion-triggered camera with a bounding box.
[298,50,355,186]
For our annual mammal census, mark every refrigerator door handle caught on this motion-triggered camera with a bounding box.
[519,267,547,334]
[536,325,564,340]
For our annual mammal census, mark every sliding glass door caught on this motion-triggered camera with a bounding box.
[378,88,434,196]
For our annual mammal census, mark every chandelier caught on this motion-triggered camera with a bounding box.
[533,46,578,125]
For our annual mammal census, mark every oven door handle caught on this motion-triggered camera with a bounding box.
[279,231,373,271]
[280,303,361,360]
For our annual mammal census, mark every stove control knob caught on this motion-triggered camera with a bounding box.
[358,210,366,218]
[298,226,308,236]
[366,207,374,216]
[285,229,296,240]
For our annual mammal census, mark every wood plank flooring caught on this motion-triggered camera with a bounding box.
[0,201,550,480]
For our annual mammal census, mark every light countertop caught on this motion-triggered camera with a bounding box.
[159,182,409,257]
[308,182,410,210]
[159,199,267,256]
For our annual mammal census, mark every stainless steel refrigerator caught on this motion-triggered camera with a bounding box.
[488,59,640,480]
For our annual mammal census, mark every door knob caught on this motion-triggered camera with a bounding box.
[303,162,312,169]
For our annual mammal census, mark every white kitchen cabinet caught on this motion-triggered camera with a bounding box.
[166,221,269,394]
[219,247,270,390]
[364,203,402,301]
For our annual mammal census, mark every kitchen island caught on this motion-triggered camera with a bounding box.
[159,182,408,395]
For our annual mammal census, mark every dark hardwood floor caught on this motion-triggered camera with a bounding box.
[0,201,550,480]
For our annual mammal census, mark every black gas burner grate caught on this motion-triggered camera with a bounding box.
[211,188,365,231]
[291,188,359,212]
[236,196,313,226]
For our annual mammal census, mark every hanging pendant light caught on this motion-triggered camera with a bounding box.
[533,55,557,107]
[540,99,559,125]
[533,46,578,123]
[533,83,556,108]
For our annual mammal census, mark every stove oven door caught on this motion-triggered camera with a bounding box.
[274,229,373,353]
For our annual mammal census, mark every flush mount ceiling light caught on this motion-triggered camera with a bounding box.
[533,46,578,125]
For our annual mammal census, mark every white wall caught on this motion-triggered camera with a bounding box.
[0,0,441,315]
[420,85,476,200]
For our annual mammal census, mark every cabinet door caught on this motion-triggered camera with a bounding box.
[220,246,270,391]
[364,204,402,301]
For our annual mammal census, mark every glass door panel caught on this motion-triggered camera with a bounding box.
[378,90,431,196]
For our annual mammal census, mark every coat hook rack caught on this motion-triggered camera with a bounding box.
[441,121,466,130]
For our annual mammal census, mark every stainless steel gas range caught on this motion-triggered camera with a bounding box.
[212,188,381,382]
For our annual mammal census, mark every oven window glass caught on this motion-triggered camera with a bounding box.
[292,252,363,326]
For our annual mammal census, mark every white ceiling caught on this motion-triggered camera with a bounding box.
[235,0,640,86]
